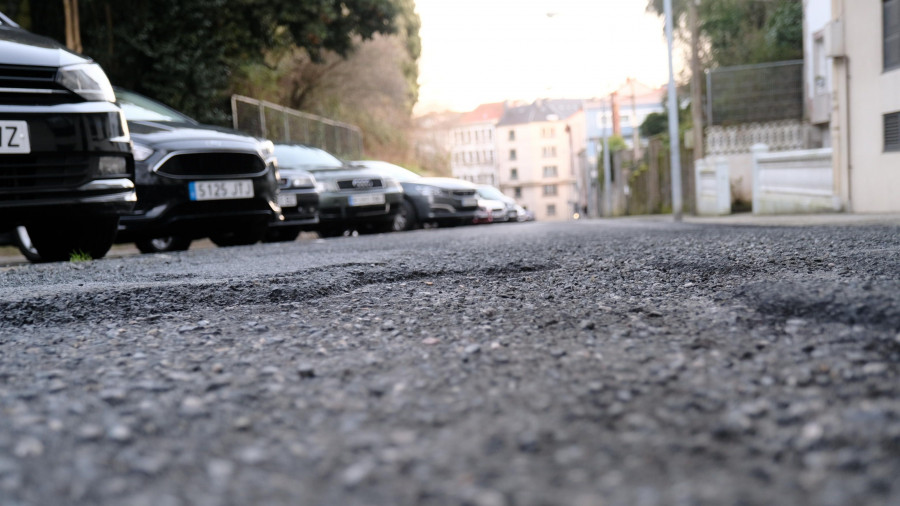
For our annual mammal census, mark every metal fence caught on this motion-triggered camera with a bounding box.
[705,60,804,127]
[231,95,363,160]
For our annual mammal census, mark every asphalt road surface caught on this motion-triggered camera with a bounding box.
[0,219,898,506]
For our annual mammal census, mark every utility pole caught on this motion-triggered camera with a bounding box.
[689,0,704,161]
[664,0,683,221]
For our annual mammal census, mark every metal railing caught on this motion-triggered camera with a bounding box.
[230,95,363,160]
[705,60,804,127]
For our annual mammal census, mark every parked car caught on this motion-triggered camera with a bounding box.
[476,185,519,222]
[264,167,319,242]
[112,88,279,253]
[273,144,402,237]
[350,160,479,231]
[0,12,135,262]
[474,197,507,224]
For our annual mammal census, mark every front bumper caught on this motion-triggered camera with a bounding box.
[117,178,278,239]
[0,104,135,228]
[271,189,319,229]
[318,189,403,226]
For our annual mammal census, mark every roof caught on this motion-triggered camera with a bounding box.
[496,99,584,127]
[459,102,505,124]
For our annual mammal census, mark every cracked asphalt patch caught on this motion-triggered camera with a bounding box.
[0,220,898,506]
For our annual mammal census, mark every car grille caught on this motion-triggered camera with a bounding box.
[0,154,91,197]
[336,178,383,190]
[155,152,266,179]
[451,190,477,197]
[0,64,74,106]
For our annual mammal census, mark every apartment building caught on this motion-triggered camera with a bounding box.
[495,99,584,221]
[449,102,504,185]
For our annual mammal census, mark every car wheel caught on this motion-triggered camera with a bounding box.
[135,236,192,254]
[317,225,348,238]
[23,217,118,263]
[263,228,301,243]
[393,200,417,232]
[13,226,43,262]
[209,224,267,247]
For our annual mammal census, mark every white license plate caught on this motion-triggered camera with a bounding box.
[277,193,298,208]
[0,121,30,154]
[189,180,254,201]
[349,193,386,207]
[462,197,478,207]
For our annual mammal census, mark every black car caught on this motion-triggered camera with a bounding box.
[351,160,479,231]
[274,144,403,237]
[0,12,135,262]
[264,167,319,242]
[113,89,280,253]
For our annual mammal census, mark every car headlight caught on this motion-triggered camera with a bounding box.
[132,142,154,162]
[315,179,339,192]
[411,184,445,197]
[56,63,116,102]
[258,140,275,160]
[291,174,315,188]
[383,177,403,191]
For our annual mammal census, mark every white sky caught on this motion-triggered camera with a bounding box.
[413,0,677,115]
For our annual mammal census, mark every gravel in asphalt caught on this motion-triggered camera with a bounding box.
[0,219,898,506]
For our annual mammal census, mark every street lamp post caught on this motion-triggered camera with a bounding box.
[664,0,683,221]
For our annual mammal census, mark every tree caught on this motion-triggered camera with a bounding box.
[232,0,420,163]
[645,0,803,68]
[11,0,403,124]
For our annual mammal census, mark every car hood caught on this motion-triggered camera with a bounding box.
[0,24,88,67]
[415,177,477,190]
[128,120,262,151]
[287,165,382,182]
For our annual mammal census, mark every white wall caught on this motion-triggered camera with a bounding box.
[843,1,900,212]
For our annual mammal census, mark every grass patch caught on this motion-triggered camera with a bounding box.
[69,250,92,262]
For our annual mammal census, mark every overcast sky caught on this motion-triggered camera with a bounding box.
[413,0,677,115]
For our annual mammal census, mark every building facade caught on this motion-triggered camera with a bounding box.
[495,99,584,221]
[449,103,504,185]
[829,0,900,212]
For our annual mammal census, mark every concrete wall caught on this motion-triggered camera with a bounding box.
[752,146,839,214]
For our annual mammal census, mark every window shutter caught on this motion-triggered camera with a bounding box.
[884,112,900,151]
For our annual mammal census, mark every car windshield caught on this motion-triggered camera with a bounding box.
[478,186,508,201]
[114,89,196,123]
[274,145,344,170]
[354,161,420,182]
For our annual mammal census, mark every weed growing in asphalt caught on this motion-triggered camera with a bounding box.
[69,250,92,262]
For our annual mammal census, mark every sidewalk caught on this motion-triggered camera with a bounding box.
[683,212,900,227]
[597,212,900,227]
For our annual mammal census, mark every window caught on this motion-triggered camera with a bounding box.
[509,130,516,141]
[541,127,555,138]
[542,165,558,178]
[543,184,558,196]
[542,146,557,158]
[509,149,517,161]
[514,187,522,198]
[885,112,900,151]
[546,204,556,216]
[886,0,900,70]
[510,168,518,180]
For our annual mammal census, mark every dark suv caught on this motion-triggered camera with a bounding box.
[112,89,279,253]
[0,13,135,262]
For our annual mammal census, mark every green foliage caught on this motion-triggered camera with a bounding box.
[12,0,402,124]
[69,250,91,262]
[640,112,668,138]
[645,0,803,67]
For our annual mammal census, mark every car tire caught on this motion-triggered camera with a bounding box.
[135,236,192,254]
[209,223,267,247]
[393,200,418,232]
[13,226,43,263]
[263,228,301,243]
[316,224,350,238]
[23,217,118,263]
